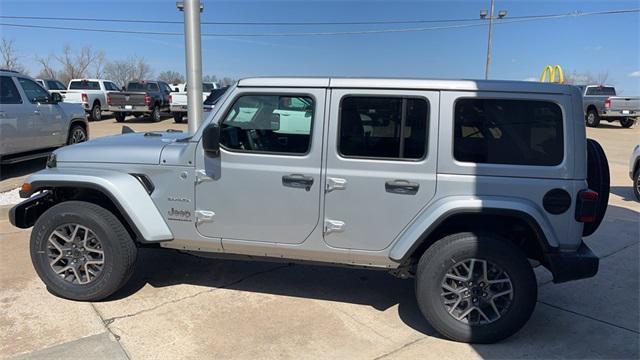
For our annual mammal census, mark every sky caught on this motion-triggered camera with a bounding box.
[0,0,639,94]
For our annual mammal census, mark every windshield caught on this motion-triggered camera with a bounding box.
[127,82,159,91]
[204,87,229,105]
[69,80,100,90]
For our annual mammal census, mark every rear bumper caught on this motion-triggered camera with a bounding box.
[601,111,638,118]
[108,105,151,113]
[545,242,599,283]
[170,105,188,113]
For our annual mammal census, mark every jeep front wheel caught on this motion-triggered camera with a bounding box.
[30,201,137,301]
[415,232,537,343]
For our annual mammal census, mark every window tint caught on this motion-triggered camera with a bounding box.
[454,98,563,166]
[220,95,314,154]
[69,80,100,90]
[104,82,119,91]
[17,77,51,104]
[339,97,428,160]
[0,76,22,104]
[585,86,616,96]
[127,82,159,92]
[47,80,66,90]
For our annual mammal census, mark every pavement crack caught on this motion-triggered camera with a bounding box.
[102,264,289,324]
[90,303,132,360]
[373,337,426,360]
[332,307,392,342]
[537,300,639,334]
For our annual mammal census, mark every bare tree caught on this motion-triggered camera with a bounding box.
[1,38,27,73]
[158,70,185,84]
[203,74,218,83]
[104,56,153,88]
[219,77,236,87]
[54,44,104,84]
[92,52,106,79]
[563,70,612,86]
[34,55,58,80]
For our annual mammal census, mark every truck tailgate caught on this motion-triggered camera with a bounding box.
[63,92,84,103]
[610,97,640,111]
[109,92,147,106]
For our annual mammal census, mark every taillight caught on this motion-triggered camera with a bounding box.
[107,94,112,105]
[81,93,88,103]
[168,95,172,104]
[604,98,611,109]
[575,189,598,223]
[144,95,152,105]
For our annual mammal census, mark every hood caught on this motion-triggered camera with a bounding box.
[55,132,190,164]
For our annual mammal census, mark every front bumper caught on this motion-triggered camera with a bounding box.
[108,105,151,113]
[545,242,599,283]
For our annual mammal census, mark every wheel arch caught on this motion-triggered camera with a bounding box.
[586,104,598,114]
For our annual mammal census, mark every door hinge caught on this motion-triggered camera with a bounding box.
[324,219,345,235]
[195,169,213,184]
[325,177,347,193]
[195,210,215,225]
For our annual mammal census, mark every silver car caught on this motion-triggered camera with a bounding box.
[10,77,610,344]
[0,70,88,164]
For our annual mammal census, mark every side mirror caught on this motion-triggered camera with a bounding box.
[51,92,63,104]
[202,123,221,157]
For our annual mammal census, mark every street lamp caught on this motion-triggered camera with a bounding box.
[177,0,204,134]
[480,0,507,80]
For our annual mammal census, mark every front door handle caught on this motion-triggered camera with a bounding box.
[385,180,419,195]
[282,174,314,191]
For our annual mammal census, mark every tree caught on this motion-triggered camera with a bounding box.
[203,74,218,83]
[54,44,105,84]
[104,56,153,88]
[563,70,611,86]
[158,70,185,84]
[1,38,27,74]
[35,55,58,80]
[219,77,236,87]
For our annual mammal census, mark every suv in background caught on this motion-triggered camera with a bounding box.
[35,78,67,97]
[107,80,171,122]
[10,77,609,344]
[0,70,88,164]
[64,79,121,121]
[579,85,640,128]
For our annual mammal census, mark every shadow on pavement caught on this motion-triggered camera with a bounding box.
[610,186,638,202]
[0,158,47,181]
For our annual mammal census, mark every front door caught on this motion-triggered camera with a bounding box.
[16,77,64,148]
[323,89,439,251]
[195,88,326,244]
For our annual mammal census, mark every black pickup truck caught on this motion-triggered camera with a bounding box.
[107,80,172,122]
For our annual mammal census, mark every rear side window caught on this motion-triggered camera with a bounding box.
[69,81,100,90]
[0,76,22,104]
[454,98,563,166]
[339,96,429,160]
[47,80,66,90]
[585,87,616,96]
[220,94,314,154]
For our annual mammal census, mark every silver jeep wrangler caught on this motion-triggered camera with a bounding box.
[10,77,610,343]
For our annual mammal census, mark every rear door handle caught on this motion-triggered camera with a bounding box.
[385,180,419,195]
[282,174,314,191]
[33,110,41,115]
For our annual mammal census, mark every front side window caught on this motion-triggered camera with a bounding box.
[0,76,23,104]
[69,80,100,90]
[454,98,563,166]
[339,96,428,160]
[17,77,51,104]
[220,94,314,154]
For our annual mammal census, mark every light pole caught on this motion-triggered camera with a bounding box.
[177,0,204,134]
[480,1,507,80]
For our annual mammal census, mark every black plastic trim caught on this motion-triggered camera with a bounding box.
[545,242,599,283]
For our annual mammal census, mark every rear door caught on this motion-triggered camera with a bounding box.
[323,89,439,251]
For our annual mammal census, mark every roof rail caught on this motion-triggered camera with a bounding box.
[0,69,20,73]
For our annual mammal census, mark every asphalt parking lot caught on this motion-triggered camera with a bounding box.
[0,115,638,359]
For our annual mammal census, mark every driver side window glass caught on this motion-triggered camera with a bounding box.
[220,94,314,154]
[17,78,51,104]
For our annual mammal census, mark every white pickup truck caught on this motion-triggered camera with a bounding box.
[169,82,218,123]
[64,79,121,121]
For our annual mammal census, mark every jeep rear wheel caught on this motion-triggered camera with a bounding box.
[415,232,537,343]
[30,201,137,301]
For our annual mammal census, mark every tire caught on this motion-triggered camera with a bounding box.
[89,103,101,121]
[620,118,635,128]
[67,124,87,145]
[30,201,137,301]
[115,113,126,123]
[173,113,184,123]
[583,138,610,236]
[151,106,161,122]
[586,109,600,127]
[633,169,640,201]
[415,232,537,343]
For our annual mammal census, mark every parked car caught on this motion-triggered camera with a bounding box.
[35,78,67,97]
[107,80,172,122]
[170,81,218,93]
[170,82,219,123]
[578,85,640,128]
[172,86,229,123]
[64,79,121,121]
[0,70,88,164]
[10,77,608,344]
[630,144,640,200]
